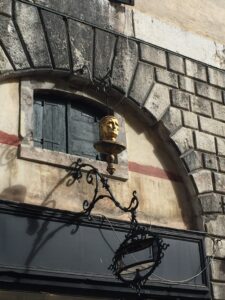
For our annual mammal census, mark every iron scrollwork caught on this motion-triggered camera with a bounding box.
[67,158,139,223]
[67,159,169,293]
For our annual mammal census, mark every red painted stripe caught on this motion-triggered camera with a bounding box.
[128,161,182,182]
[0,131,21,146]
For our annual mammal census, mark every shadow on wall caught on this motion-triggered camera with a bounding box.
[0,185,26,203]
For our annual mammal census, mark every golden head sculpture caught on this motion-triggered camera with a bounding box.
[94,115,125,175]
[99,115,119,142]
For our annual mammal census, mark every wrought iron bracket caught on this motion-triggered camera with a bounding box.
[67,159,169,293]
[67,158,139,223]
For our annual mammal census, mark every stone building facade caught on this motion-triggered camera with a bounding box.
[0,0,225,299]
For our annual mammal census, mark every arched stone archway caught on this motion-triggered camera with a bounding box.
[1,0,225,297]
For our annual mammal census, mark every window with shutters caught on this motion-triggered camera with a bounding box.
[19,79,128,180]
[33,93,106,160]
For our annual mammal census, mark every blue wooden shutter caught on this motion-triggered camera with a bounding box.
[33,97,67,153]
[68,103,100,159]
[33,99,43,148]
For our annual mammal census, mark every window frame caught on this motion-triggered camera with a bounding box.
[19,79,128,181]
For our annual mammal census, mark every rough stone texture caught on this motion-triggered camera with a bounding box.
[203,153,218,170]
[15,2,51,67]
[206,215,225,237]
[68,20,94,74]
[192,170,213,193]
[211,259,225,281]
[171,89,190,110]
[212,102,225,122]
[212,282,225,300]
[214,172,225,193]
[30,0,134,37]
[185,59,207,81]
[0,46,13,72]
[0,17,29,69]
[208,67,225,88]
[42,10,69,69]
[195,82,222,102]
[218,157,225,172]
[144,83,170,121]
[168,53,185,74]
[200,116,225,138]
[156,68,178,88]
[112,37,138,93]
[170,127,194,154]
[191,96,212,117]
[140,43,166,67]
[179,75,195,93]
[199,193,222,213]
[182,111,198,129]
[94,29,116,79]
[0,0,12,16]
[129,62,154,105]
[194,131,216,153]
[205,237,225,258]
[182,150,202,172]
[161,107,182,134]
[217,137,225,156]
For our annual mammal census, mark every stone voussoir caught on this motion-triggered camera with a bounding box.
[199,193,222,213]
[42,10,70,70]
[129,62,154,105]
[112,36,138,94]
[15,1,51,68]
[170,127,194,154]
[68,20,94,76]
[192,169,213,194]
[94,29,116,79]
[144,83,170,122]
[0,16,29,69]
[182,150,202,172]
[0,46,13,72]
[161,106,182,134]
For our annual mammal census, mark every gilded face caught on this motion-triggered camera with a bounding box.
[100,116,120,141]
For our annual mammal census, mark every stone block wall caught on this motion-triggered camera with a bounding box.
[1,0,225,298]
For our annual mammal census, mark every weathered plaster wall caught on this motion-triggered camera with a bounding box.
[0,80,193,230]
[135,0,225,45]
